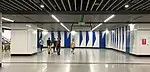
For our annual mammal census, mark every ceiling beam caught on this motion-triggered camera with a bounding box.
[2,11,150,15]
[3,22,150,24]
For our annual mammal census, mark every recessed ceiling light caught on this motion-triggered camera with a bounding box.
[125,5,129,8]
[40,4,44,8]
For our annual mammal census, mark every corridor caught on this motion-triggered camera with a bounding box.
[1,49,150,72]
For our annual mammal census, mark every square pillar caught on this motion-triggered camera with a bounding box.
[11,24,37,55]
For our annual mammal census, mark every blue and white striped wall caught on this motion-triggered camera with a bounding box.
[40,31,106,48]
[106,26,132,53]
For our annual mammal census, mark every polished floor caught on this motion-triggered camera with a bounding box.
[1,49,150,72]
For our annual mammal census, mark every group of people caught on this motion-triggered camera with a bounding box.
[47,38,61,55]
[39,38,75,55]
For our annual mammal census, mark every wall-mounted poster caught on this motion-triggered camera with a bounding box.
[142,39,146,45]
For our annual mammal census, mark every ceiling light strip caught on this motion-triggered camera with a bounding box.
[90,0,97,11]
[91,15,115,31]
[61,0,66,11]
[96,0,104,11]
[2,17,14,22]
[85,0,90,11]
[51,14,70,31]
[91,23,102,31]
[30,0,42,10]
[101,0,111,11]
[127,0,143,10]
[136,3,150,10]
[48,0,56,10]
[106,0,117,10]
[116,0,131,10]
[16,0,32,11]
[68,0,72,11]
[54,0,61,11]
[2,26,11,29]
[104,15,115,22]
[41,0,52,10]
[132,0,149,10]
[3,0,22,10]
[10,0,27,11]
[111,0,124,11]
[23,0,37,10]
[74,0,77,11]
[60,23,70,31]
[80,0,83,11]
[51,14,60,22]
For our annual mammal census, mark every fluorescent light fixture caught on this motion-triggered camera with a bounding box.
[92,23,102,31]
[37,27,48,31]
[2,26,11,29]
[125,5,129,8]
[2,17,14,22]
[40,4,44,8]
[26,24,31,27]
[91,15,115,31]
[51,14,70,31]
[104,15,115,22]
[60,23,70,31]
[51,14,60,22]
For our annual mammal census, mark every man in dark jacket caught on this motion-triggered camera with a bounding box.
[47,38,52,54]
[56,38,61,55]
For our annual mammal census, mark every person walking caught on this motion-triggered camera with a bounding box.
[71,39,75,54]
[56,38,61,55]
[39,39,44,52]
[47,38,52,54]
[53,38,57,52]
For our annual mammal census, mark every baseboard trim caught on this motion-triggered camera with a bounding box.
[11,52,38,56]
[107,48,150,57]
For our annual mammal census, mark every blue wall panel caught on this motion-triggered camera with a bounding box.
[99,31,106,48]
[86,31,89,46]
[92,32,96,46]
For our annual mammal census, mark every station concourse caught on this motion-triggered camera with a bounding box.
[1,0,150,72]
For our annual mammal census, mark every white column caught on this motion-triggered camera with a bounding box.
[11,24,37,55]
[0,13,2,67]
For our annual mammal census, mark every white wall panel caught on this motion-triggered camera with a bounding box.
[123,27,126,51]
[61,32,64,47]
[93,32,99,47]
[54,32,58,39]
[80,32,86,47]
[87,31,92,47]
[120,27,122,49]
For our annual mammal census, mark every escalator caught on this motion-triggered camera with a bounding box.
[2,36,10,52]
